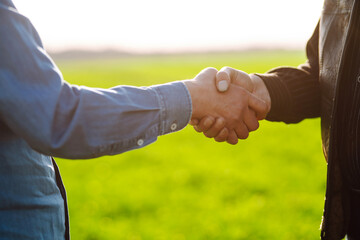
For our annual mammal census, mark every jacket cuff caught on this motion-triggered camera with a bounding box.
[255,72,292,121]
[256,67,320,123]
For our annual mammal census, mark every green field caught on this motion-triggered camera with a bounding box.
[55,51,326,240]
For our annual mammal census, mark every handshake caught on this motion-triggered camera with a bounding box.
[183,67,271,145]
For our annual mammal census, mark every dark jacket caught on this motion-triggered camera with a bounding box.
[258,0,356,239]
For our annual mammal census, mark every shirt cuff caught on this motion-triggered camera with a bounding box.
[150,81,192,135]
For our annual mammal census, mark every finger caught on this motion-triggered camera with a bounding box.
[218,67,253,92]
[193,125,202,133]
[248,93,269,120]
[226,130,238,145]
[234,122,249,140]
[243,109,260,132]
[195,116,215,133]
[195,67,218,82]
[214,127,229,142]
[203,117,226,138]
[189,119,199,126]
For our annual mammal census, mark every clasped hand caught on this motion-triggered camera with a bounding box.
[184,67,271,145]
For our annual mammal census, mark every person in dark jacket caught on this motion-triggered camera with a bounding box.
[196,0,359,239]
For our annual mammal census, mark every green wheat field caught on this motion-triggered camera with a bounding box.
[54,50,326,240]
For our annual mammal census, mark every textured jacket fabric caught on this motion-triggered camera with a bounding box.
[257,0,356,239]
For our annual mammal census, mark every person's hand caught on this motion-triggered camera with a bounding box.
[216,67,271,119]
[183,67,268,144]
[190,67,271,144]
[190,116,232,143]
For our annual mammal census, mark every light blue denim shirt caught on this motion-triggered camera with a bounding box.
[0,0,192,239]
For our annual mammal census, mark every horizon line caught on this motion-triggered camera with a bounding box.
[49,47,305,60]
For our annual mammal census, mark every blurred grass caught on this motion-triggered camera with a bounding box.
[55,50,326,240]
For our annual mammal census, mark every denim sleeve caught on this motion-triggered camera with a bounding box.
[0,5,192,159]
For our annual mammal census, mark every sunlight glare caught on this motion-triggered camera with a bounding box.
[13,0,324,53]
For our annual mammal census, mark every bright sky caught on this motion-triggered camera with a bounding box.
[14,0,324,53]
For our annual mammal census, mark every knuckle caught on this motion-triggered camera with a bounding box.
[217,130,227,139]
[204,67,218,75]
[245,81,254,92]
[221,66,231,72]
[216,118,226,128]
[216,71,228,80]
[201,117,214,130]
[233,114,242,123]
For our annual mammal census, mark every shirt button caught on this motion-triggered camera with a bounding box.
[170,123,177,131]
[137,139,144,146]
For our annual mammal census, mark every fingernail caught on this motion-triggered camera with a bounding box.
[218,80,228,92]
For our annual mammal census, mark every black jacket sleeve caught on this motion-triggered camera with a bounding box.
[256,22,321,123]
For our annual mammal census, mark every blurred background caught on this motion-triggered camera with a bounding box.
[14,0,326,239]
[15,0,322,53]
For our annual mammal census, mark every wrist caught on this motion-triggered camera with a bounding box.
[183,80,199,119]
[250,74,271,113]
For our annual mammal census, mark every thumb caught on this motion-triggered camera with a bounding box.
[216,67,254,93]
[215,68,231,92]
[248,93,269,120]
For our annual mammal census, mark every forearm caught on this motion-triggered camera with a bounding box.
[0,7,193,159]
[256,64,321,123]
[1,76,191,159]
[255,22,321,123]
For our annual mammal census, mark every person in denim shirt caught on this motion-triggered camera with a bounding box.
[0,0,268,239]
